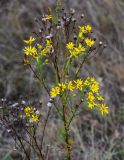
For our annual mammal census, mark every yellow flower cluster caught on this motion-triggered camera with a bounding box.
[78,25,95,47]
[66,24,95,58]
[50,83,66,97]
[23,36,38,59]
[40,40,52,56]
[79,25,95,47]
[66,42,86,57]
[78,24,92,37]
[50,79,84,97]
[24,106,40,123]
[50,77,109,115]
[84,77,108,115]
[23,36,52,61]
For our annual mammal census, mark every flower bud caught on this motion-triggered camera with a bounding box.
[103,44,107,48]
[81,14,84,19]
[99,41,103,46]
[47,102,52,108]
[70,8,75,15]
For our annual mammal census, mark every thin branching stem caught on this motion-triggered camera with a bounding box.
[41,107,52,149]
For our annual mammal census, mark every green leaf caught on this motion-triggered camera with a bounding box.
[36,57,44,76]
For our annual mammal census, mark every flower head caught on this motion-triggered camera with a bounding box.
[37,44,43,49]
[69,49,78,57]
[50,87,60,97]
[58,83,66,92]
[96,93,104,101]
[66,42,74,50]
[87,92,95,102]
[46,39,52,47]
[100,104,109,115]
[85,25,92,33]
[67,81,75,91]
[88,101,96,109]
[24,106,32,117]
[31,114,39,122]
[90,81,99,93]
[77,43,86,53]
[24,36,35,45]
[78,31,85,39]
[79,26,86,33]
[44,15,53,20]
[85,38,95,47]
[23,46,37,55]
[41,48,49,56]
[74,79,83,90]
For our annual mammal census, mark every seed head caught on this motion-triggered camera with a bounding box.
[81,14,84,19]
[70,8,75,15]
[99,41,103,46]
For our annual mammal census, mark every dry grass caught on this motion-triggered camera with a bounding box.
[0,0,124,159]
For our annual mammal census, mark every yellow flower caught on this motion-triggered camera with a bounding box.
[45,59,49,63]
[41,48,49,56]
[31,114,39,122]
[96,93,104,101]
[69,50,78,57]
[67,81,75,91]
[72,93,76,97]
[78,31,85,39]
[100,104,109,115]
[90,82,99,93]
[88,101,96,109]
[79,26,86,33]
[24,36,35,45]
[46,39,52,47]
[66,42,74,50]
[79,25,92,34]
[50,87,60,97]
[85,38,95,47]
[85,25,92,33]
[37,44,42,49]
[77,43,86,52]
[24,106,32,117]
[44,15,53,20]
[23,46,37,55]
[69,44,86,57]
[74,79,83,90]
[84,77,96,86]
[58,83,66,92]
[87,92,95,102]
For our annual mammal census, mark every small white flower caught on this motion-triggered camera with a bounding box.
[47,102,52,108]
[7,129,11,133]
[21,100,26,105]
[46,34,53,39]
[1,98,6,102]
[26,123,29,127]
[36,110,40,115]
[70,8,75,14]
[20,115,23,118]
[12,103,18,107]
[29,118,33,123]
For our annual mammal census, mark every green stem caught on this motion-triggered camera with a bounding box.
[61,96,71,160]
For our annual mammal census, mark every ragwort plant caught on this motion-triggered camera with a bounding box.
[0,1,109,160]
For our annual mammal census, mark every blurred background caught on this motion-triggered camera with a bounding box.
[0,0,124,159]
